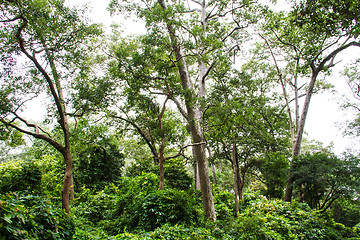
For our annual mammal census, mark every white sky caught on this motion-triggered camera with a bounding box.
[25,0,357,155]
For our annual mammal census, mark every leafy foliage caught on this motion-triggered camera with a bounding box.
[0,193,74,240]
[0,160,41,194]
[229,197,360,239]
[258,152,289,199]
[76,143,124,189]
[331,198,360,228]
[126,158,193,190]
[292,152,360,211]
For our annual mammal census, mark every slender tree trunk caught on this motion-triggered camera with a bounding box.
[159,157,165,190]
[158,137,166,190]
[284,73,318,201]
[211,162,218,185]
[232,142,239,215]
[207,147,218,184]
[190,124,216,220]
[194,161,201,190]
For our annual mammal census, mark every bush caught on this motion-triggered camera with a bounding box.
[34,155,64,199]
[75,143,124,189]
[212,187,235,221]
[73,173,160,235]
[138,189,200,231]
[0,160,41,194]
[0,193,74,239]
[229,197,360,239]
[114,224,217,240]
[126,158,192,190]
[331,198,360,227]
[73,173,202,236]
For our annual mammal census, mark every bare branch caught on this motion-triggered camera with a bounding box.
[110,113,159,160]
[170,97,189,120]
[189,0,202,6]
[0,118,64,153]
[164,141,206,161]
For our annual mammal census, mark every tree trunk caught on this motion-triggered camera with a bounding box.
[284,73,317,202]
[190,123,216,221]
[159,157,165,190]
[207,147,218,184]
[61,149,73,213]
[232,142,239,215]
[193,152,201,190]
[158,139,165,190]
[211,162,218,185]
[158,0,216,221]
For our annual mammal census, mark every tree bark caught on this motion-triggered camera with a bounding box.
[232,142,239,215]
[207,147,218,184]
[158,136,166,190]
[211,161,218,185]
[61,149,73,213]
[159,157,165,190]
[284,73,317,201]
[157,0,216,221]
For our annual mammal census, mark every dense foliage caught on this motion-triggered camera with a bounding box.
[1,0,360,239]
[1,157,360,239]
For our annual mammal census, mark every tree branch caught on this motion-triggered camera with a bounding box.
[0,118,64,153]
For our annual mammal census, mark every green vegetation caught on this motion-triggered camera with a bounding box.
[1,0,360,239]
[1,156,359,239]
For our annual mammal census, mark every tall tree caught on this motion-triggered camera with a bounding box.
[257,0,360,201]
[0,0,102,212]
[205,67,291,212]
[109,0,260,220]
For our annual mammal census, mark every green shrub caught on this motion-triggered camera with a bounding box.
[230,197,360,239]
[73,173,159,235]
[331,198,360,227]
[0,160,41,194]
[0,193,74,239]
[34,155,64,199]
[73,173,202,236]
[126,158,192,190]
[138,189,200,231]
[114,224,216,240]
[213,187,235,221]
[75,143,124,189]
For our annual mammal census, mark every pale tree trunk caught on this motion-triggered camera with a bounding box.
[211,162,218,185]
[207,147,218,185]
[158,0,216,221]
[194,160,201,190]
[284,74,317,201]
[190,122,216,220]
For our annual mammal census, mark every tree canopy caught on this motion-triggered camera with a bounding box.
[1,0,360,238]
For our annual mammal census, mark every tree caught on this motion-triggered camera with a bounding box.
[342,58,360,140]
[257,0,360,201]
[292,152,360,212]
[0,0,102,212]
[257,152,289,199]
[69,118,125,189]
[205,67,291,212]
[109,0,261,220]
[104,34,192,190]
